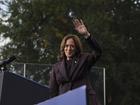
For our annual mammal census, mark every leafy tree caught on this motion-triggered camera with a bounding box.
[0,0,140,105]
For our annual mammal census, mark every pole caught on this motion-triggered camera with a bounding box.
[23,63,26,77]
[103,67,106,105]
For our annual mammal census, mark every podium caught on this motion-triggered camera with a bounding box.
[37,85,87,105]
[0,71,50,105]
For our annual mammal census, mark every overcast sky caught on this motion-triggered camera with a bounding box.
[0,1,11,47]
[0,36,10,47]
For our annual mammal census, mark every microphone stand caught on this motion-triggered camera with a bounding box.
[0,56,16,72]
[0,64,8,72]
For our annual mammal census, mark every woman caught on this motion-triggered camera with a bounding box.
[49,19,102,105]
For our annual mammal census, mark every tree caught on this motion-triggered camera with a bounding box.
[0,0,140,104]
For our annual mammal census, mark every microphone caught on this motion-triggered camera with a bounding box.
[0,56,16,67]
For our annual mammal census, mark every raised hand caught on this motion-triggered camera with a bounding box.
[72,19,90,36]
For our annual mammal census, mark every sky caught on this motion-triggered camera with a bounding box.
[0,36,10,47]
[0,0,11,47]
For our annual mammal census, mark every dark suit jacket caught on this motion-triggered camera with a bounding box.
[49,35,102,105]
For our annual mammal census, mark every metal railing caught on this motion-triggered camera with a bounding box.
[8,62,106,105]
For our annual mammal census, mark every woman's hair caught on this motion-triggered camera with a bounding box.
[59,34,83,60]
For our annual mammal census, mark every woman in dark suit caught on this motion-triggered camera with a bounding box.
[49,19,102,105]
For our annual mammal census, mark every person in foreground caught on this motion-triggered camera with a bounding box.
[49,19,102,105]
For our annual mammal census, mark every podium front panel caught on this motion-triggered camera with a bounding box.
[38,85,87,105]
[0,71,50,105]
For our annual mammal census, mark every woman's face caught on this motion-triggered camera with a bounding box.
[64,38,76,60]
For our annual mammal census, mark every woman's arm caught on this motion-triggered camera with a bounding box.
[73,19,102,60]
[85,35,102,61]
